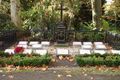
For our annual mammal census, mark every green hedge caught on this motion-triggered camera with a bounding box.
[0,53,51,67]
[75,54,120,67]
[13,56,51,66]
[0,51,10,57]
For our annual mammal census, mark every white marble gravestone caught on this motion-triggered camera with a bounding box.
[56,49,69,55]
[83,42,92,45]
[29,41,39,45]
[94,42,104,45]
[79,49,91,54]
[111,50,120,54]
[95,45,107,50]
[34,49,47,55]
[17,45,28,48]
[18,41,28,45]
[32,44,42,49]
[4,49,15,54]
[82,45,93,49]
[73,42,82,46]
[94,50,107,54]
[23,49,32,54]
[41,41,50,46]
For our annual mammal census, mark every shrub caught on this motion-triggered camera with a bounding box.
[0,51,10,57]
[14,53,42,57]
[75,54,120,67]
[0,53,51,67]
[13,56,51,66]
[14,53,27,57]
[0,58,13,66]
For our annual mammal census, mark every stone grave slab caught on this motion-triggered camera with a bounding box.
[95,45,107,50]
[93,50,107,54]
[83,42,92,45]
[94,42,104,45]
[4,49,15,54]
[17,45,28,48]
[111,50,120,54]
[41,41,50,46]
[32,44,42,49]
[79,49,91,54]
[29,41,39,45]
[56,49,69,55]
[18,41,28,45]
[23,49,32,54]
[82,45,93,49]
[73,42,82,46]
[34,49,47,55]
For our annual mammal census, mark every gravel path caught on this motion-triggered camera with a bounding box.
[0,70,120,80]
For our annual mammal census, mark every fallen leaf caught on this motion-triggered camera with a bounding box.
[8,75,14,79]
[69,58,74,62]
[42,65,48,68]
[118,66,120,69]
[91,77,94,80]
[0,70,3,72]
[41,68,47,71]
[82,68,87,72]
[59,56,64,60]
[53,71,56,73]
[66,74,72,77]
[2,75,6,77]
[57,74,63,78]
[84,74,88,76]
[96,66,100,70]
[112,70,116,72]
[65,70,72,73]
[51,58,56,63]
[15,66,20,71]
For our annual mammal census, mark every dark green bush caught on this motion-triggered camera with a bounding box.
[0,51,10,57]
[14,56,51,66]
[14,53,41,57]
[0,53,51,67]
[75,54,120,67]
[0,58,13,66]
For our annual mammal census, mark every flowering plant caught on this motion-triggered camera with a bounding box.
[14,47,24,53]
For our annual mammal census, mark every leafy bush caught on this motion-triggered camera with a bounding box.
[0,51,10,57]
[14,56,51,66]
[0,53,51,67]
[75,53,120,67]
[0,58,13,66]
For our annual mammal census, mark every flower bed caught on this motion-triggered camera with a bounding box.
[75,53,120,67]
[0,51,51,67]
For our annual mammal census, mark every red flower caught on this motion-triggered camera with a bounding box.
[14,47,24,53]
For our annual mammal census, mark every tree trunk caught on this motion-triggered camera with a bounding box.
[10,0,22,29]
[91,0,102,30]
[0,0,2,4]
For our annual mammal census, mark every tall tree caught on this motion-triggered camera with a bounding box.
[10,0,22,29]
[0,0,2,4]
[91,0,102,30]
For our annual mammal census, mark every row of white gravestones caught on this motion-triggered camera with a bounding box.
[4,41,50,55]
[18,41,50,46]
[73,41,104,46]
[4,48,120,55]
[17,41,50,49]
[73,42,107,50]
[4,41,120,55]
[73,42,104,46]
[4,49,47,55]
